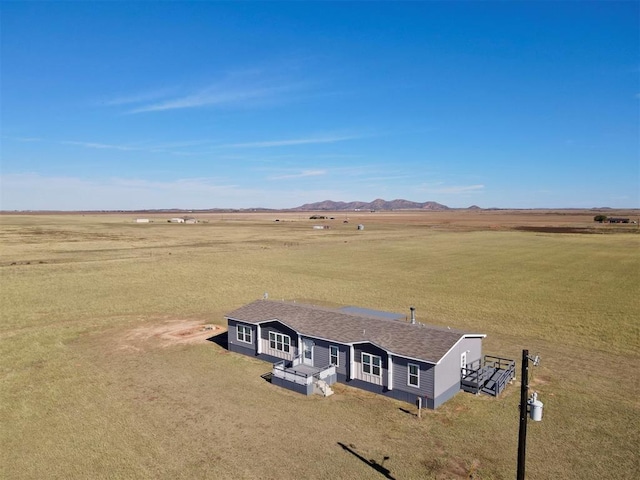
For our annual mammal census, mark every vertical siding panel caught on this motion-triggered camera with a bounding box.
[353,343,387,387]
[259,322,300,361]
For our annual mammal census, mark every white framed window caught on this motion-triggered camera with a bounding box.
[269,332,291,353]
[237,325,252,344]
[408,363,420,387]
[362,352,382,376]
[330,345,339,366]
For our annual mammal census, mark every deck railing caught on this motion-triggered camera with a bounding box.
[461,355,515,396]
[484,355,516,374]
[461,362,487,394]
[272,361,336,386]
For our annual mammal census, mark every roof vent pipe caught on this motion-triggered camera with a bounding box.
[410,306,416,325]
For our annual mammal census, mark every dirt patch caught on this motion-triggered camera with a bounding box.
[118,319,226,351]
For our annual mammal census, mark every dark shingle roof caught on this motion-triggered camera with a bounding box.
[226,300,484,364]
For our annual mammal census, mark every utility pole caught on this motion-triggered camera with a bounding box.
[517,349,529,480]
[517,349,543,480]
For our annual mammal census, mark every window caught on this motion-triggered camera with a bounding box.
[330,346,339,366]
[408,363,420,387]
[237,325,252,344]
[362,353,382,376]
[268,332,291,353]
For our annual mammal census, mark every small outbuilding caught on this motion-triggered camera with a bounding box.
[357,224,365,230]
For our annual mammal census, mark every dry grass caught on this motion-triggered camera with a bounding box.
[1,211,638,479]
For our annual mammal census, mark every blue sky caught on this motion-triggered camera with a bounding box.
[1,2,638,210]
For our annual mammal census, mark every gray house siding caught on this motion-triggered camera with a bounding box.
[272,376,313,395]
[307,338,347,374]
[227,319,257,355]
[433,337,483,408]
[465,337,483,365]
[337,373,433,408]
[309,338,329,367]
[392,356,434,400]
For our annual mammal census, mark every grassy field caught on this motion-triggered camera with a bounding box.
[1,211,638,479]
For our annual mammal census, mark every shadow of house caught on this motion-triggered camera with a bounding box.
[206,331,228,349]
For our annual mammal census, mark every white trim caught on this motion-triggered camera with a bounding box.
[226,316,484,366]
[237,325,252,344]
[407,362,420,388]
[388,355,393,390]
[349,340,437,365]
[361,352,382,377]
[329,345,340,367]
[256,324,262,354]
[349,345,355,380]
[435,335,485,366]
[302,338,314,366]
[268,331,291,353]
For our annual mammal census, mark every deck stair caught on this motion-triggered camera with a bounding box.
[314,379,334,397]
[461,355,515,397]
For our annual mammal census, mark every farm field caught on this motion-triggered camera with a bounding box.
[1,210,638,479]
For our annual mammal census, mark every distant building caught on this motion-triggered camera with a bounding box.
[608,218,630,224]
[135,218,150,223]
[169,217,185,223]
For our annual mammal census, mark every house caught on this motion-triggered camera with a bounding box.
[226,300,513,409]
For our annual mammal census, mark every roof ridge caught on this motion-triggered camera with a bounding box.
[255,299,466,334]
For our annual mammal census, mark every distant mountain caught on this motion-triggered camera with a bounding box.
[291,199,450,211]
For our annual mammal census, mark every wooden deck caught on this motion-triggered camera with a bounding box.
[272,355,336,387]
[461,355,515,396]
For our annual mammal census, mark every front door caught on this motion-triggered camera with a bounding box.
[302,339,314,366]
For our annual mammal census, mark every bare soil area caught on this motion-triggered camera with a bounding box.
[118,319,226,351]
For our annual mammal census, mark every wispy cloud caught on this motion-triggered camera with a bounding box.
[60,139,212,156]
[3,136,43,143]
[100,88,178,107]
[418,183,485,195]
[61,140,138,151]
[0,173,248,210]
[120,68,311,114]
[128,86,283,114]
[223,135,360,148]
[0,172,355,210]
[267,169,327,180]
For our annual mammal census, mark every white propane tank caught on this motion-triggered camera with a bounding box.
[528,392,543,422]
